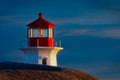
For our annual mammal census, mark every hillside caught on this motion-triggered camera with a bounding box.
[0,62,98,80]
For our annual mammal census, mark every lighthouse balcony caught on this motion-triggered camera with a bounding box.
[19,40,62,48]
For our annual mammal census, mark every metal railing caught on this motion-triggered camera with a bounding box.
[19,40,62,48]
[55,40,62,47]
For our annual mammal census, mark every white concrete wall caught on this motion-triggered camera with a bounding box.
[20,47,63,66]
[38,47,63,66]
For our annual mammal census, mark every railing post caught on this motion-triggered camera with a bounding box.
[55,40,61,47]
[58,40,61,47]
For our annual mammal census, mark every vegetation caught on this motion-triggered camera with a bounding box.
[0,62,98,80]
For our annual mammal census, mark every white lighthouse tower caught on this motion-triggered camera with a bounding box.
[20,13,63,66]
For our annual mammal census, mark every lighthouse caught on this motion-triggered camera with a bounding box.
[20,13,63,66]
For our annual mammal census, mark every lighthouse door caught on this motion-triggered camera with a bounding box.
[42,57,47,65]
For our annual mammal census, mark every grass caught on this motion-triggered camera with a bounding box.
[0,62,98,80]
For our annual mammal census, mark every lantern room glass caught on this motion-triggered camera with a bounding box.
[42,29,47,37]
[28,28,53,38]
[48,28,53,37]
[28,28,50,38]
[33,29,38,37]
[28,28,32,38]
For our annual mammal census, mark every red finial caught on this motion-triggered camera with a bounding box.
[39,13,43,18]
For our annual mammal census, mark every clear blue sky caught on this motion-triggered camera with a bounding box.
[0,0,120,80]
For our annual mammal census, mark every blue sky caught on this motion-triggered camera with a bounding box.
[0,0,120,80]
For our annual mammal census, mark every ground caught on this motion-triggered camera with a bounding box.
[0,62,98,80]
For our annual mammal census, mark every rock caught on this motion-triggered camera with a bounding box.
[0,62,98,80]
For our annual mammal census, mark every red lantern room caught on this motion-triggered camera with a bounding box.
[27,13,54,47]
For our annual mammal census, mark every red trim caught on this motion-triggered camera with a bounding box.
[27,14,54,28]
[28,37,54,47]
[27,13,55,47]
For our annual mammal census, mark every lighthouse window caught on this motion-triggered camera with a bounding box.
[28,28,32,38]
[38,29,43,37]
[29,28,48,37]
[42,29,48,37]
[49,28,53,37]
[38,29,48,37]
[33,29,38,37]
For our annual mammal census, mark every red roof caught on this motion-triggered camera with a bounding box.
[27,13,54,28]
